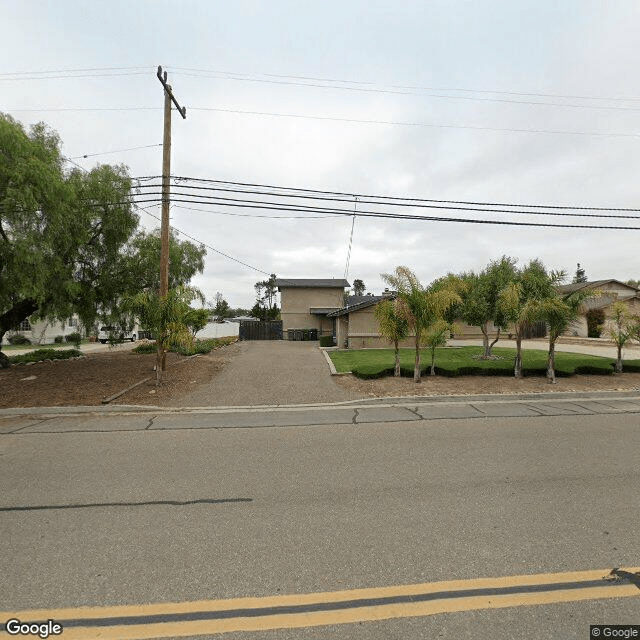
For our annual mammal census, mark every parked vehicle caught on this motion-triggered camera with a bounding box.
[98,326,136,343]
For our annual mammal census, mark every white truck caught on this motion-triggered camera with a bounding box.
[98,326,137,344]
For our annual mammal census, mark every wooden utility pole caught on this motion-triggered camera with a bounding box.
[156,66,186,380]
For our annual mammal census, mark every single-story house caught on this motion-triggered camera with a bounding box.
[1,315,84,346]
[275,278,350,339]
[557,279,640,337]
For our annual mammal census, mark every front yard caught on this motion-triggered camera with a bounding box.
[329,346,640,378]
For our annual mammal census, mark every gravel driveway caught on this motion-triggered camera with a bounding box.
[171,340,365,407]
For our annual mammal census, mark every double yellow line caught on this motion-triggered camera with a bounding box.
[2,567,638,639]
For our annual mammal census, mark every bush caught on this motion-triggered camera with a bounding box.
[586,309,605,338]
[133,341,158,354]
[319,335,334,347]
[7,334,31,345]
[173,338,217,356]
[54,335,64,343]
[9,348,82,365]
[65,332,82,347]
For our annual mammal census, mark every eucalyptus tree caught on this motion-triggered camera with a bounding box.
[381,267,460,382]
[374,297,409,377]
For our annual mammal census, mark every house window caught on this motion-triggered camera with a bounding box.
[16,319,32,331]
[68,317,78,327]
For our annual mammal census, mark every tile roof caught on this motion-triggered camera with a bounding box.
[557,279,638,294]
[327,295,390,317]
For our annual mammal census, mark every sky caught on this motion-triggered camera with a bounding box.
[4,0,640,309]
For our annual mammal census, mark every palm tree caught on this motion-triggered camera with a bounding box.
[374,298,409,377]
[607,301,631,373]
[382,267,460,382]
[498,260,559,378]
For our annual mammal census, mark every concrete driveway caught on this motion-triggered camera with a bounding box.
[171,340,365,407]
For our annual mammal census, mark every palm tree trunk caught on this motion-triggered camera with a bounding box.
[514,332,523,378]
[414,336,421,383]
[394,340,401,377]
[616,344,623,373]
[547,337,556,384]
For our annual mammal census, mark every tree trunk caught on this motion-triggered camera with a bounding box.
[156,344,164,385]
[414,336,421,383]
[430,347,436,376]
[489,327,501,351]
[547,337,556,384]
[481,323,490,357]
[616,344,623,373]
[394,340,400,377]
[514,333,523,378]
[0,298,39,367]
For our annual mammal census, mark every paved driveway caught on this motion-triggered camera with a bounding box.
[172,340,365,407]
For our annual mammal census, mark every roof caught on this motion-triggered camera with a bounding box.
[327,295,389,317]
[557,279,639,294]
[309,307,341,315]
[274,278,350,289]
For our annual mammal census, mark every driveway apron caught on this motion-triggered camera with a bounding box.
[171,340,364,407]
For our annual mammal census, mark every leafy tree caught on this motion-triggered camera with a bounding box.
[572,263,587,284]
[0,114,138,367]
[381,267,460,382]
[586,308,605,338]
[254,273,279,320]
[608,301,632,373]
[352,278,366,296]
[374,298,409,376]
[460,256,517,357]
[498,260,559,378]
[211,292,230,321]
[120,228,206,292]
[185,307,210,336]
[626,279,640,289]
[425,319,451,376]
[126,286,203,383]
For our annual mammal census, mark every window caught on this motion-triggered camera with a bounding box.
[16,320,32,331]
[68,317,78,327]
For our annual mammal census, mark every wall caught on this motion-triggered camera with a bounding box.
[198,322,240,339]
[280,287,344,336]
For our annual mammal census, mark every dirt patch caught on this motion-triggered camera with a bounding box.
[0,345,238,408]
[334,370,640,399]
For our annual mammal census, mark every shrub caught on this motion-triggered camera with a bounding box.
[173,338,218,356]
[586,309,605,338]
[7,334,31,345]
[133,341,158,354]
[65,332,82,347]
[54,335,64,343]
[9,348,82,365]
[319,335,334,347]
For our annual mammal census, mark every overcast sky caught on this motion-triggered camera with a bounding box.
[4,1,640,308]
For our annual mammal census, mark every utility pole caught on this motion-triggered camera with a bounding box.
[156,65,186,380]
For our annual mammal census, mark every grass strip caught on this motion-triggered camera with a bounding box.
[330,346,638,379]
[8,348,83,365]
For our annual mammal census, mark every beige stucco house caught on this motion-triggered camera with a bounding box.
[275,278,350,339]
[557,280,640,337]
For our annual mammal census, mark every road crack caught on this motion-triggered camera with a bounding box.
[145,415,157,430]
[352,409,359,425]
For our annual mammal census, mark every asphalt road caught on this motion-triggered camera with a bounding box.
[1,395,639,639]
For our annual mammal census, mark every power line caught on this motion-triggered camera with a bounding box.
[187,107,640,139]
[135,182,640,219]
[129,196,640,230]
[4,104,640,138]
[70,143,162,159]
[168,66,640,104]
[0,66,153,77]
[170,69,640,112]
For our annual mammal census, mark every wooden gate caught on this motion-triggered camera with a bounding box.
[522,321,547,339]
[239,320,283,340]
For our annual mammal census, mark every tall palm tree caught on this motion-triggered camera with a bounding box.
[374,298,409,377]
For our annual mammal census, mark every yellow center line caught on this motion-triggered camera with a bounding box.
[1,567,638,639]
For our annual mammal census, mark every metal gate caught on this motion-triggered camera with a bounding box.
[522,321,547,339]
[239,320,283,340]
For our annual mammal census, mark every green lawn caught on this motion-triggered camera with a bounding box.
[1,339,90,351]
[329,346,640,379]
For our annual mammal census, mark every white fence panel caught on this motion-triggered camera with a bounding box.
[198,322,239,339]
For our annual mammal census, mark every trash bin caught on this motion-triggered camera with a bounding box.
[309,329,318,341]
[294,329,303,341]
[288,329,295,341]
